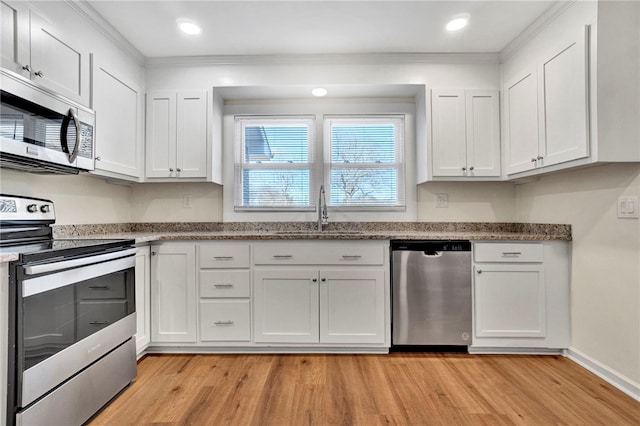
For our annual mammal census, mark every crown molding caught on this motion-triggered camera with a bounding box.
[65,0,145,65]
[145,52,500,68]
[500,1,576,63]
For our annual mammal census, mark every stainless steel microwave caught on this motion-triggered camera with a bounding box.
[0,69,95,174]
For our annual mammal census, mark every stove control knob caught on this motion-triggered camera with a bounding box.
[40,204,51,213]
[27,204,38,213]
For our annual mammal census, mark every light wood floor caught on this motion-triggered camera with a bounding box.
[89,353,640,425]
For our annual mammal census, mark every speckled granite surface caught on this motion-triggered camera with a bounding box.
[51,222,572,242]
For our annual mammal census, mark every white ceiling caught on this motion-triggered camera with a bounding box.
[86,0,559,58]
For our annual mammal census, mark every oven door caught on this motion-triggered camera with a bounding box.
[12,248,136,409]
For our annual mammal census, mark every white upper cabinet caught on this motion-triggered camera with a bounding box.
[505,26,589,176]
[145,90,208,180]
[505,68,541,174]
[538,28,589,167]
[1,1,90,105]
[429,89,500,180]
[91,55,143,181]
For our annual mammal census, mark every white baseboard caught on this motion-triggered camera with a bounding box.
[566,347,640,402]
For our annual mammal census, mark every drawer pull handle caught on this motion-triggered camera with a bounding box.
[214,321,234,326]
[89,321,109,325]
[501,252,522,257]
[341,255,362,260]
[88,285,109,289]
[213,283,233,288]
[273,255,293,259]
[213,256,234,260]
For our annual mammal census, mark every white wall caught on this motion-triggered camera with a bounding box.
[516,163,640,384]
[417,181,516,222]
[131,182,222,222]
[0,169,132,225]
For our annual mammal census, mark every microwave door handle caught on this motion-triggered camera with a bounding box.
[60,108,80,163]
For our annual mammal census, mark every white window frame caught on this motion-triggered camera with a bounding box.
[324,115,405,211]
[234,115,316,211]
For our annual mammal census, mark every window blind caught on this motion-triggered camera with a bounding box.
[325,115,405,208]
[234,116,316,210]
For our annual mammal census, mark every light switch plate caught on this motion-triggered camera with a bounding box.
[183,195,193,209]
[617,196,638,218]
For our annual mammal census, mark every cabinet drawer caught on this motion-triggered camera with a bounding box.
[253,243,384,265]
[200,300,250,341]
[199,243,250,268]
[199,270,251,298]
[474,243,543,263]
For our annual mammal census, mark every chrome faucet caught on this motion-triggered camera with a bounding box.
[318,185,329,231]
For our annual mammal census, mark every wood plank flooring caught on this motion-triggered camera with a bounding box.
[89,353,640,425]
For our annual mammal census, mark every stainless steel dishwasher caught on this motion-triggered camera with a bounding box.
[391,240,472,348]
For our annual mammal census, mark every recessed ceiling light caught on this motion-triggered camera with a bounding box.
[312,88,328,97]
[177,19,201,35]
[446,15,469,32]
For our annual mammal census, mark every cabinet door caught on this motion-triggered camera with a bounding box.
[253,269,319,343]
[1,1,29,76]
[28,10,90,105]
[431,89,467,177]
[92,56,143,180]
[505,68,540,175]
[176,90,208,178]
[465,90,501,177]
[151,244,197,343]
[320,269,385,344]
[538,26,589,167]
[145,91,177,178]
[474,264,546,338]
[134,246,151,354]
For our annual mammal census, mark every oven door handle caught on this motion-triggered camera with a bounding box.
[24,247,138,275]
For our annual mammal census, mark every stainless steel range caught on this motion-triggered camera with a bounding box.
[1,194,137,425]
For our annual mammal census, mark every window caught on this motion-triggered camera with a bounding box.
[325,115,405,209]
[234,116,316,210]
[232,112,408,214]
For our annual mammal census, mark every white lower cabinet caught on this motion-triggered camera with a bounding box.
[471,241,570,350]
[134,245,151,355]
[150,243,197,343]
[253,269,319,343]
[198,243,252,343]
[253,268,385,345]
[252,241,388,346]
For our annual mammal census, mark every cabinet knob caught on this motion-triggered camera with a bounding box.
[22,64,32,72]
[477,269,482,274]
[34,70,44,78]
[95,156,101,161]
[531,158,537,163]
[151,251,156,256]
[537,156,543,160]
[312,278,317,282]
[321,278,326,282]
[169,168,174,172]
[176,168,182,172]
[462,167,467,171]
[469,166,474,171]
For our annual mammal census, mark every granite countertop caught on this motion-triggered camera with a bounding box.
[52,221,572,243]
[0,222,571,263]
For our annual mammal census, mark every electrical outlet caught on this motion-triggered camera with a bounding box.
[435,193,448,208]
[183,195,193,209]
[617,196,638,218]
